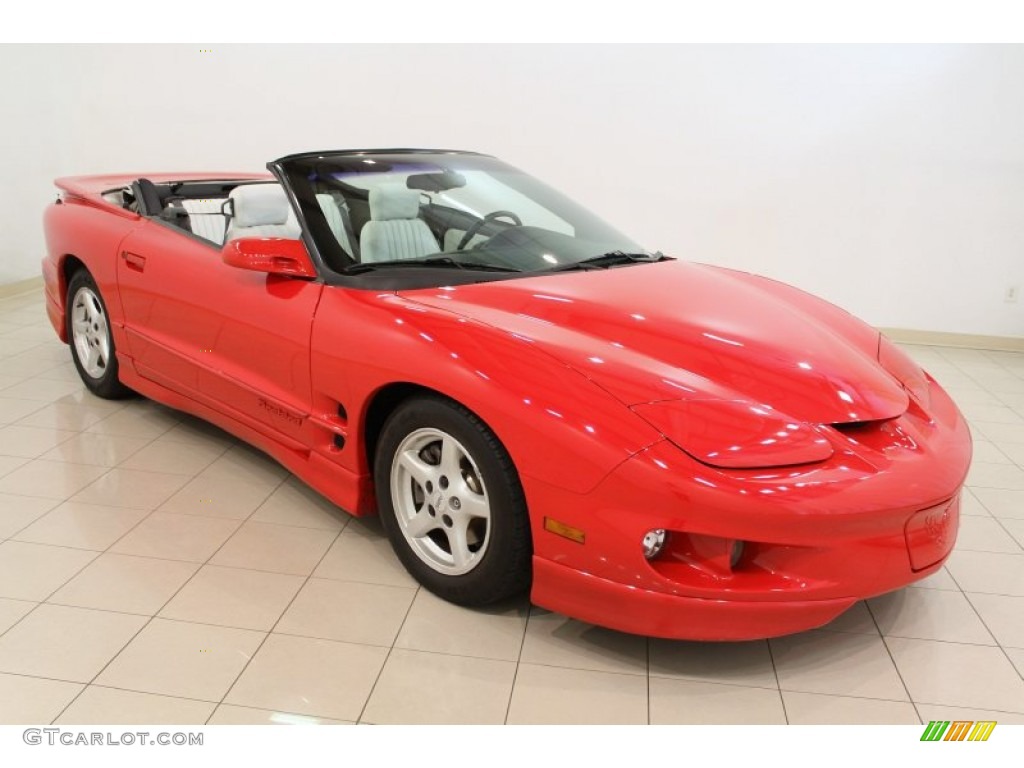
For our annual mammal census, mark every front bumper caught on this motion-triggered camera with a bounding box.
[532,557,896,640]
[527,377,971,640]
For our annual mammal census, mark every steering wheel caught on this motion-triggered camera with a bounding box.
[456,210,522,250]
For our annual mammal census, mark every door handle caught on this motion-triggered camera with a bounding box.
[121,251,146,272]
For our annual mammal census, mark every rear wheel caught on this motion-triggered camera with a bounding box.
[375,395,531,605]
[66,269,132,399]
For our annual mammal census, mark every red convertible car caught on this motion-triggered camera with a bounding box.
[42,149,971,640]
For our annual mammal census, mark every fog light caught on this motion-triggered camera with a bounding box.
[642,529,667,559]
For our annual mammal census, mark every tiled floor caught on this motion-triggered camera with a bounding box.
[0,287,1022,725]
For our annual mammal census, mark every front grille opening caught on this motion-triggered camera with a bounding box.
[829,417,917,452]
[830,420,876,434]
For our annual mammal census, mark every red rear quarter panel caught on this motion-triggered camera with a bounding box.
[42,197,140,344]
[43,172,268,342]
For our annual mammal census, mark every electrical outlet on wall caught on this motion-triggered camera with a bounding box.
[1006,285,1020,303]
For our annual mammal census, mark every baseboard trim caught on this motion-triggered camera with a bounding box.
[0,276,44,299]
[881,327,1024,352]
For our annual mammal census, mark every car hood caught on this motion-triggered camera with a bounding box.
[399,260,908,425]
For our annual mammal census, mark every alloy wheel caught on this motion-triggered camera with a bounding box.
[390,427,492,576]
[70,286,111,380]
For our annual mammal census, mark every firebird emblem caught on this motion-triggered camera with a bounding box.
[257,397,303,427]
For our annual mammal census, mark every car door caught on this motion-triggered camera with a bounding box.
[116,220,323,445]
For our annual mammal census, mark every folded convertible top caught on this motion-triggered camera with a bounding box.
[54,172,272,201]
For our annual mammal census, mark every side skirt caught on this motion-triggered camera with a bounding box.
[117,354,375,517]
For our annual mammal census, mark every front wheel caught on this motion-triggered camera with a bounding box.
[66,269,132,399]
[374,395,531,605]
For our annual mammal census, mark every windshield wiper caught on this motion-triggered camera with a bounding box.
[546,251,671,272]
[343,256,522,275]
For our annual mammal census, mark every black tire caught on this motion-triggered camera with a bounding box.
[66,269,132,399]
[374,395,531,606]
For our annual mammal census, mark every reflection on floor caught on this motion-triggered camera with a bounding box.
[0,288,1022,724]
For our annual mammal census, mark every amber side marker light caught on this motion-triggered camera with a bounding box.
[544,517,586,544]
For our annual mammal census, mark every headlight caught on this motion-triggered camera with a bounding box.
[631,398,833,469]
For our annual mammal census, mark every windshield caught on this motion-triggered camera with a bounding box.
[277,151,654,277]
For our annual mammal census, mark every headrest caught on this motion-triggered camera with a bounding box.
[229,184,292,227]
[369,184,421,221]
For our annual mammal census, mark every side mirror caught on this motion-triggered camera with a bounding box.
[221,237,317,278]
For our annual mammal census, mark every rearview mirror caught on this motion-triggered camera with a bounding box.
[406,171,466,192]
[221,238,317,278]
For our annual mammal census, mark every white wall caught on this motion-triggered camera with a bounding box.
[2,44,1022,337]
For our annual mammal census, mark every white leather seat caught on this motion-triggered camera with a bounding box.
[182,198,228,244]
[224,184,301,241]
[359,184,438,262]
[316,193,356,256]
